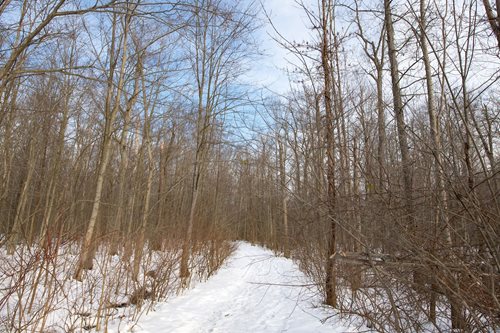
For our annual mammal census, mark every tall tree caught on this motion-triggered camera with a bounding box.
[319,0,338,308]
[384,0,415,231]
[179,0,257,280]
[74,3,136,280]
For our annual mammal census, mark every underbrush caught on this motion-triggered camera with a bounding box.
[293,245,499,333]
[0,238,235,332]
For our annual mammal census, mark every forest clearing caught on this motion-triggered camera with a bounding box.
[0,0,499,332]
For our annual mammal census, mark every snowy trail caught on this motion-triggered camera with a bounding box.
[120,242,356,333]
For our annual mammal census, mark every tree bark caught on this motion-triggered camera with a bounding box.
[384,0,415,231]
[482,0,500,49]
[74,7,134,280]
[419,0,452,322]
[321,0,337,308]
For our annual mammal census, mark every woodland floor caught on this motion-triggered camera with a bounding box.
[110,242,360,333]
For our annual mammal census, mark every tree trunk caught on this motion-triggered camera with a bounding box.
[278,132,289,257]
[482,0,500,49]
[384,0,415,231]
[321,0,337,308]
[132,64,156,280]
[7,139,35,254]
[419,0,452,322]
[109,55,141,256]
[74,9,133,280]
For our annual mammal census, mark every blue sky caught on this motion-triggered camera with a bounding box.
[244,0,313,94]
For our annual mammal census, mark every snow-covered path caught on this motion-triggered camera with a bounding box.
[120,242,356,333]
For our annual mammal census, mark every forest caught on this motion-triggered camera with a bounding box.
[0,0,498,332]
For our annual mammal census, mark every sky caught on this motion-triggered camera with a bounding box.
[245,0,313,94]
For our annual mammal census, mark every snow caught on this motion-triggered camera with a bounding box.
[0,242,182,332]
[113,242,357,333]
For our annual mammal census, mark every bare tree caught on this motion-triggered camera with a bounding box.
[384,0,415,231]
[179,0,257,280]
[319,0,338,308]
[74,3,137,280]
[482,0,500,49]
